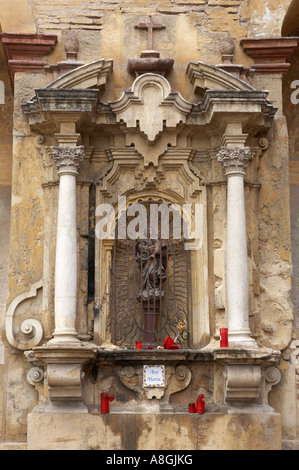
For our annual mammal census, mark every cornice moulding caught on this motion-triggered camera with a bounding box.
[241,37,299,74]
[21,61,276,138]
[45,59,113,90]
[186,61,255,94]
[0,32,57,90]
[21,88,100,132]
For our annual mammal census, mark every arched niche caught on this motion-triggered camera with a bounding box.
[94,168,209,350]
[282,0,299,36]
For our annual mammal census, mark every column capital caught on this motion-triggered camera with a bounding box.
[51,145,84,176]
[217,146,251,177]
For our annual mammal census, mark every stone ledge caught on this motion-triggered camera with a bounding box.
[95,347,280,365]
[282,439,299,450]
[0,442,27,450]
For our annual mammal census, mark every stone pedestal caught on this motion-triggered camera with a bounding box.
[27,411,282,450]
[32,342,98,409]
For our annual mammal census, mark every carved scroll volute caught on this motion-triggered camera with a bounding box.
[5,281,44,350]
[118,364,192,402]
[261,366,281,406]
[160,365,192,408]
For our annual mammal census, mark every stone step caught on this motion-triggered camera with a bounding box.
[0,443,27,450]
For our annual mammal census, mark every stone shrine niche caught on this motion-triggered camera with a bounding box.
[94,145,209,350]
[90,73,213,351]
[20,62,276,352]
[111,201,191,349]
[19,54,280,422]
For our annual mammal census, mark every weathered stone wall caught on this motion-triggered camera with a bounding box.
[283,46,299,333]
[0,33,13,444]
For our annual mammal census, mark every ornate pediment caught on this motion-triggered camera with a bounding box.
[45,59,113,90]
[111,73,192,142]
[186,61,254,94]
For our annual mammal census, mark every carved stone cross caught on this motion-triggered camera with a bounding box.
[134,16,166,51]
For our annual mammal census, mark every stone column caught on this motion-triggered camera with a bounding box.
[218,146,257,348]
[50,145,84,343]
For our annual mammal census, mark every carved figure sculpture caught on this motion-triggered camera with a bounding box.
[135,227,168,301]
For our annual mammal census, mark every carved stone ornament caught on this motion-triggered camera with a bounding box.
[219,35,235,64]
[217,146,252,176]
[259,366,282,406]
[118,364,191,403]
[224,364,262,404]
[63,30,80,61]
[51,145,84,175]
[27,366,44,386]
[186,61,254,94]
[290,340,299,365]
[5,280,43,350]
[110,73,192,152]
[45,59,113,90]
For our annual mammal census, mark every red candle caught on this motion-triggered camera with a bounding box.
[220,328,229,348]
[136,340,143,349]
[189,403,196,414]
[101,393,114,414]
[196,394,205,414]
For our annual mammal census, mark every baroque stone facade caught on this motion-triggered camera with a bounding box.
[0,0,299,451]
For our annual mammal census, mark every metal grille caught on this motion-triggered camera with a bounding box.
[112,201,191,348]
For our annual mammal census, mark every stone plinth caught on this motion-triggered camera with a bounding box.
[27,411,282,450]
[127,53,174,77]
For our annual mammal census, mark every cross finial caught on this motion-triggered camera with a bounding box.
[134,16,166,51]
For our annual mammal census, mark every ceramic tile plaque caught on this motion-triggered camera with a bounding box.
[143,365,165,388]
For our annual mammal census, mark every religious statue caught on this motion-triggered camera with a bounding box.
[135,227,168,303]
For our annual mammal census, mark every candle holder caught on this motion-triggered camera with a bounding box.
[189,403,196,414]
[220,328,229,348]
[101,393,114,414]
[196,394,205,414]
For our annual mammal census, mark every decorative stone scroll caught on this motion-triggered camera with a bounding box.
[27,366,44,386]
[264,367,281,404]
[5,280,43,351]
[118,364,191,403]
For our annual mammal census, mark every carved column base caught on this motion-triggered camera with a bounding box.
[228,329,258,349]
[32,342,97,408]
